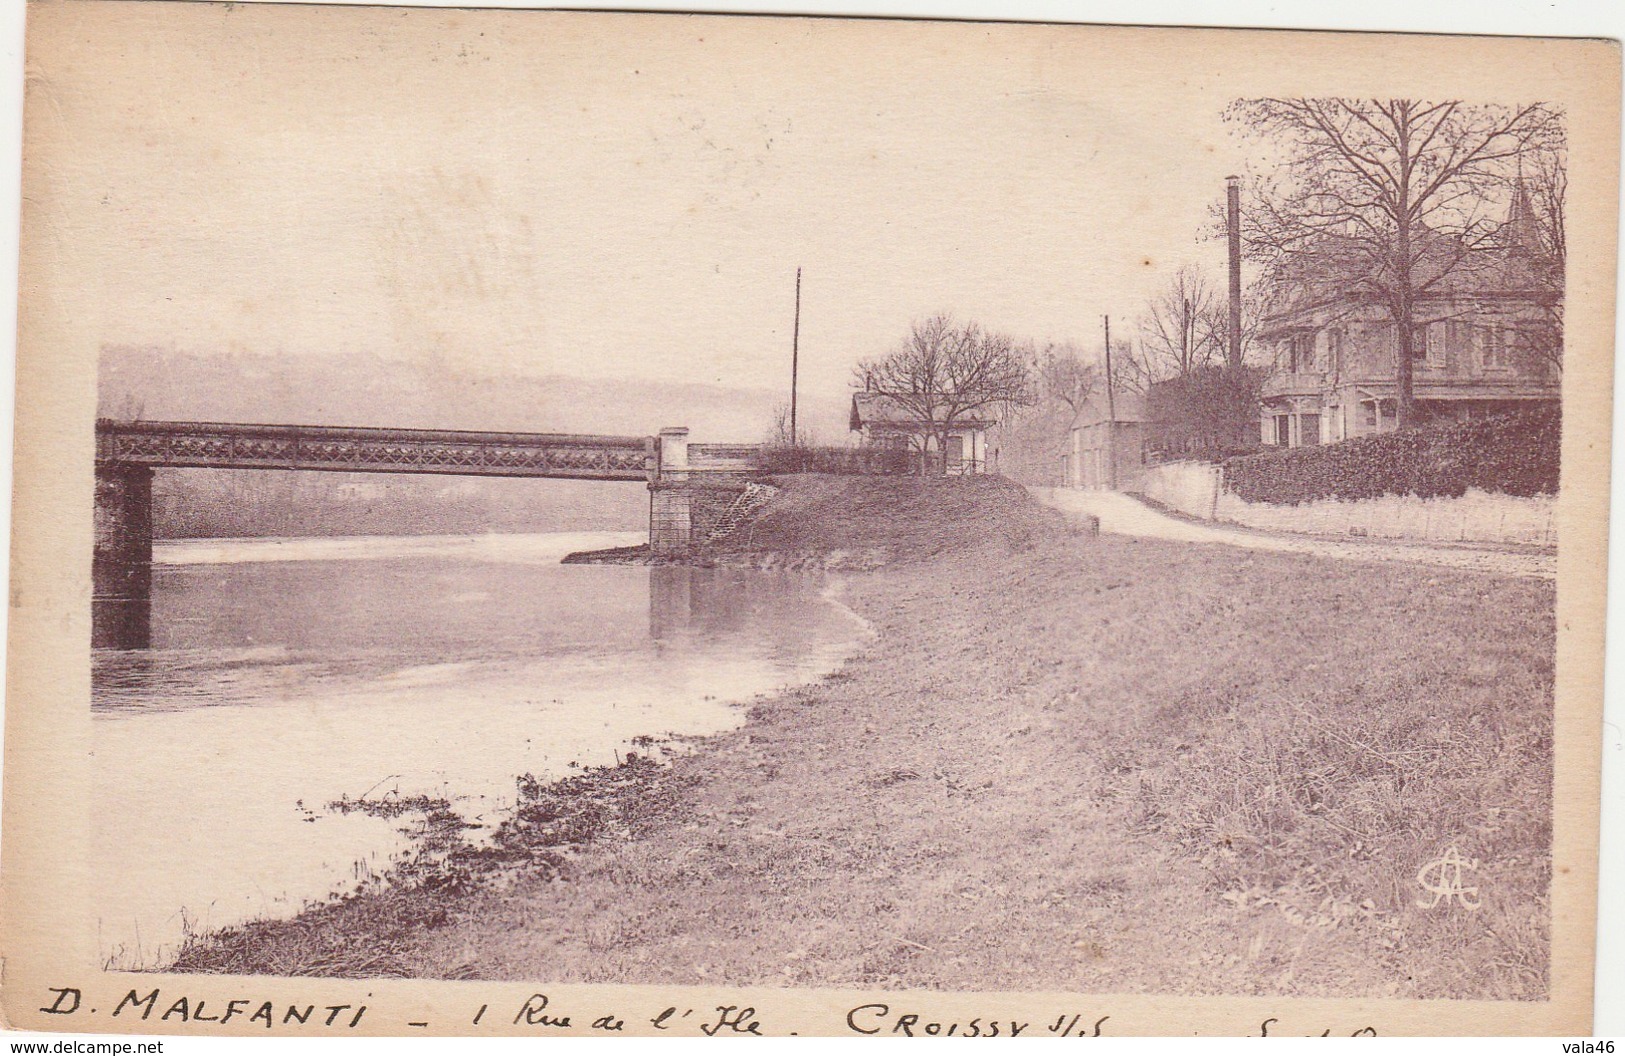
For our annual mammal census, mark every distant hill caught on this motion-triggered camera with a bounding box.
[98,345,803,439]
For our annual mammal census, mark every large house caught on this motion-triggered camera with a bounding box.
[849,391,997,474]
[1257,189,1561,448]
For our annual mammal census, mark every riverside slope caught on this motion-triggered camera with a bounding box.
[174,474,1554,1001]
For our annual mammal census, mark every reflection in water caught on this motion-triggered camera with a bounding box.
[649,566,782,641]
[92,597,151,651]
[90,532,869,967]
[650,565,692,641]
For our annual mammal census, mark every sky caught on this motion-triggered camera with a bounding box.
[22,3,1606,444]
[25,4,1277,440]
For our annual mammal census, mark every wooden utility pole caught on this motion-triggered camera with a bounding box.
[790,267,802,447]
[1226,175,1243,369]
[1182,296,1193,371]
[1103,314,1116,490]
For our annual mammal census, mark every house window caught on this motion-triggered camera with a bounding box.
[1290,332,1316,373]
[1408,323,1433,367]
[1394,322,1444,369]
[1274,414,1291,446]
[1361,401,1378,429]
[1326,328,1343,375]
[1299,413,1321,446]
[1477,324,1511,370]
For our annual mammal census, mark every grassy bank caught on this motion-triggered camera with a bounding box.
[174,474,1553,999]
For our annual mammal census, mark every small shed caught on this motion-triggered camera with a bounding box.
[1067,393,1148,490]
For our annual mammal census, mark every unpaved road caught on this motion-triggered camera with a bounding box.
[1030,487,1555,580]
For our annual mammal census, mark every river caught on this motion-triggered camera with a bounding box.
[90,531,870,968]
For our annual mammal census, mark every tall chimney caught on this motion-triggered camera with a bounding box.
[1226,175,1243,369]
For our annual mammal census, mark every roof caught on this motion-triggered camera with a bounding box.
[1073,391,1149,428]
[849,391,998,431]
[1258,199,1559,336]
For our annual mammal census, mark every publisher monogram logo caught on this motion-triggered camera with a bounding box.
[1415,847,1481,910]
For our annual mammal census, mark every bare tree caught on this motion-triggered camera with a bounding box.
[1035,342,1100,427]
[1105,336,1154,397]
[856,314,1035,475]
[1228,98,1560,428]
[764,399,817,448]
[1138,265,1225,379]
[1522,131,1566,374]
[1001,342,1099,484]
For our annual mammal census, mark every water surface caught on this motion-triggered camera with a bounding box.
[91,531,868,966]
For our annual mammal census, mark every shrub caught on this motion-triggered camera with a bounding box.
[1146,364,1269,457]
[1222,408,1560,505]
[756,444,914,476]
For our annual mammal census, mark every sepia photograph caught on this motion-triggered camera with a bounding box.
[2,0,1619,1038]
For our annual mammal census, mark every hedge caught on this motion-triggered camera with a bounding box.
[1145,364,1268,457]
[1221,408,1560,505]
[755,444,915,476]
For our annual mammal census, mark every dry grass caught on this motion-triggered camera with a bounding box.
[172,475,1553,999]
[703,473,1066,567]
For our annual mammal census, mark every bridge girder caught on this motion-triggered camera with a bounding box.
[94,419,656,482]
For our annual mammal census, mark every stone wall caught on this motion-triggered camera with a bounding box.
[1133,460,1556,548]
[688,483,749,541]
[1134,460,1222,520]
[649,482,755,552]
[689,444,762,473]
[649,430,761,553]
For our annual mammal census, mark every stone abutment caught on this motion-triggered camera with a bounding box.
[93,464,154,650]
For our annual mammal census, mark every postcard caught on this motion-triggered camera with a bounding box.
[2,2,1617,1036]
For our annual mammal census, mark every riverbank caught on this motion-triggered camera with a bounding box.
[173,474,1554,1000]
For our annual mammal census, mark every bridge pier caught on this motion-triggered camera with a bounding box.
[649,426,692,554]
[93,463,154,649]
[648,427,762,554]
[649,484,693,553]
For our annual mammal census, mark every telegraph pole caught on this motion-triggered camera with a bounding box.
[1226,175,1243,369]
[790,267,802,447]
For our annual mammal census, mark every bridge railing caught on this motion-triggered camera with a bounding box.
[688,443,763,474]
[755,444,915,476]
[95,419,655,481]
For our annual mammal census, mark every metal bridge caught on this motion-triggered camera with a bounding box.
[95,419,655,481]
[92,419,760,649]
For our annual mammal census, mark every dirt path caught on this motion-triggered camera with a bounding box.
[1030,487,1555,580]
